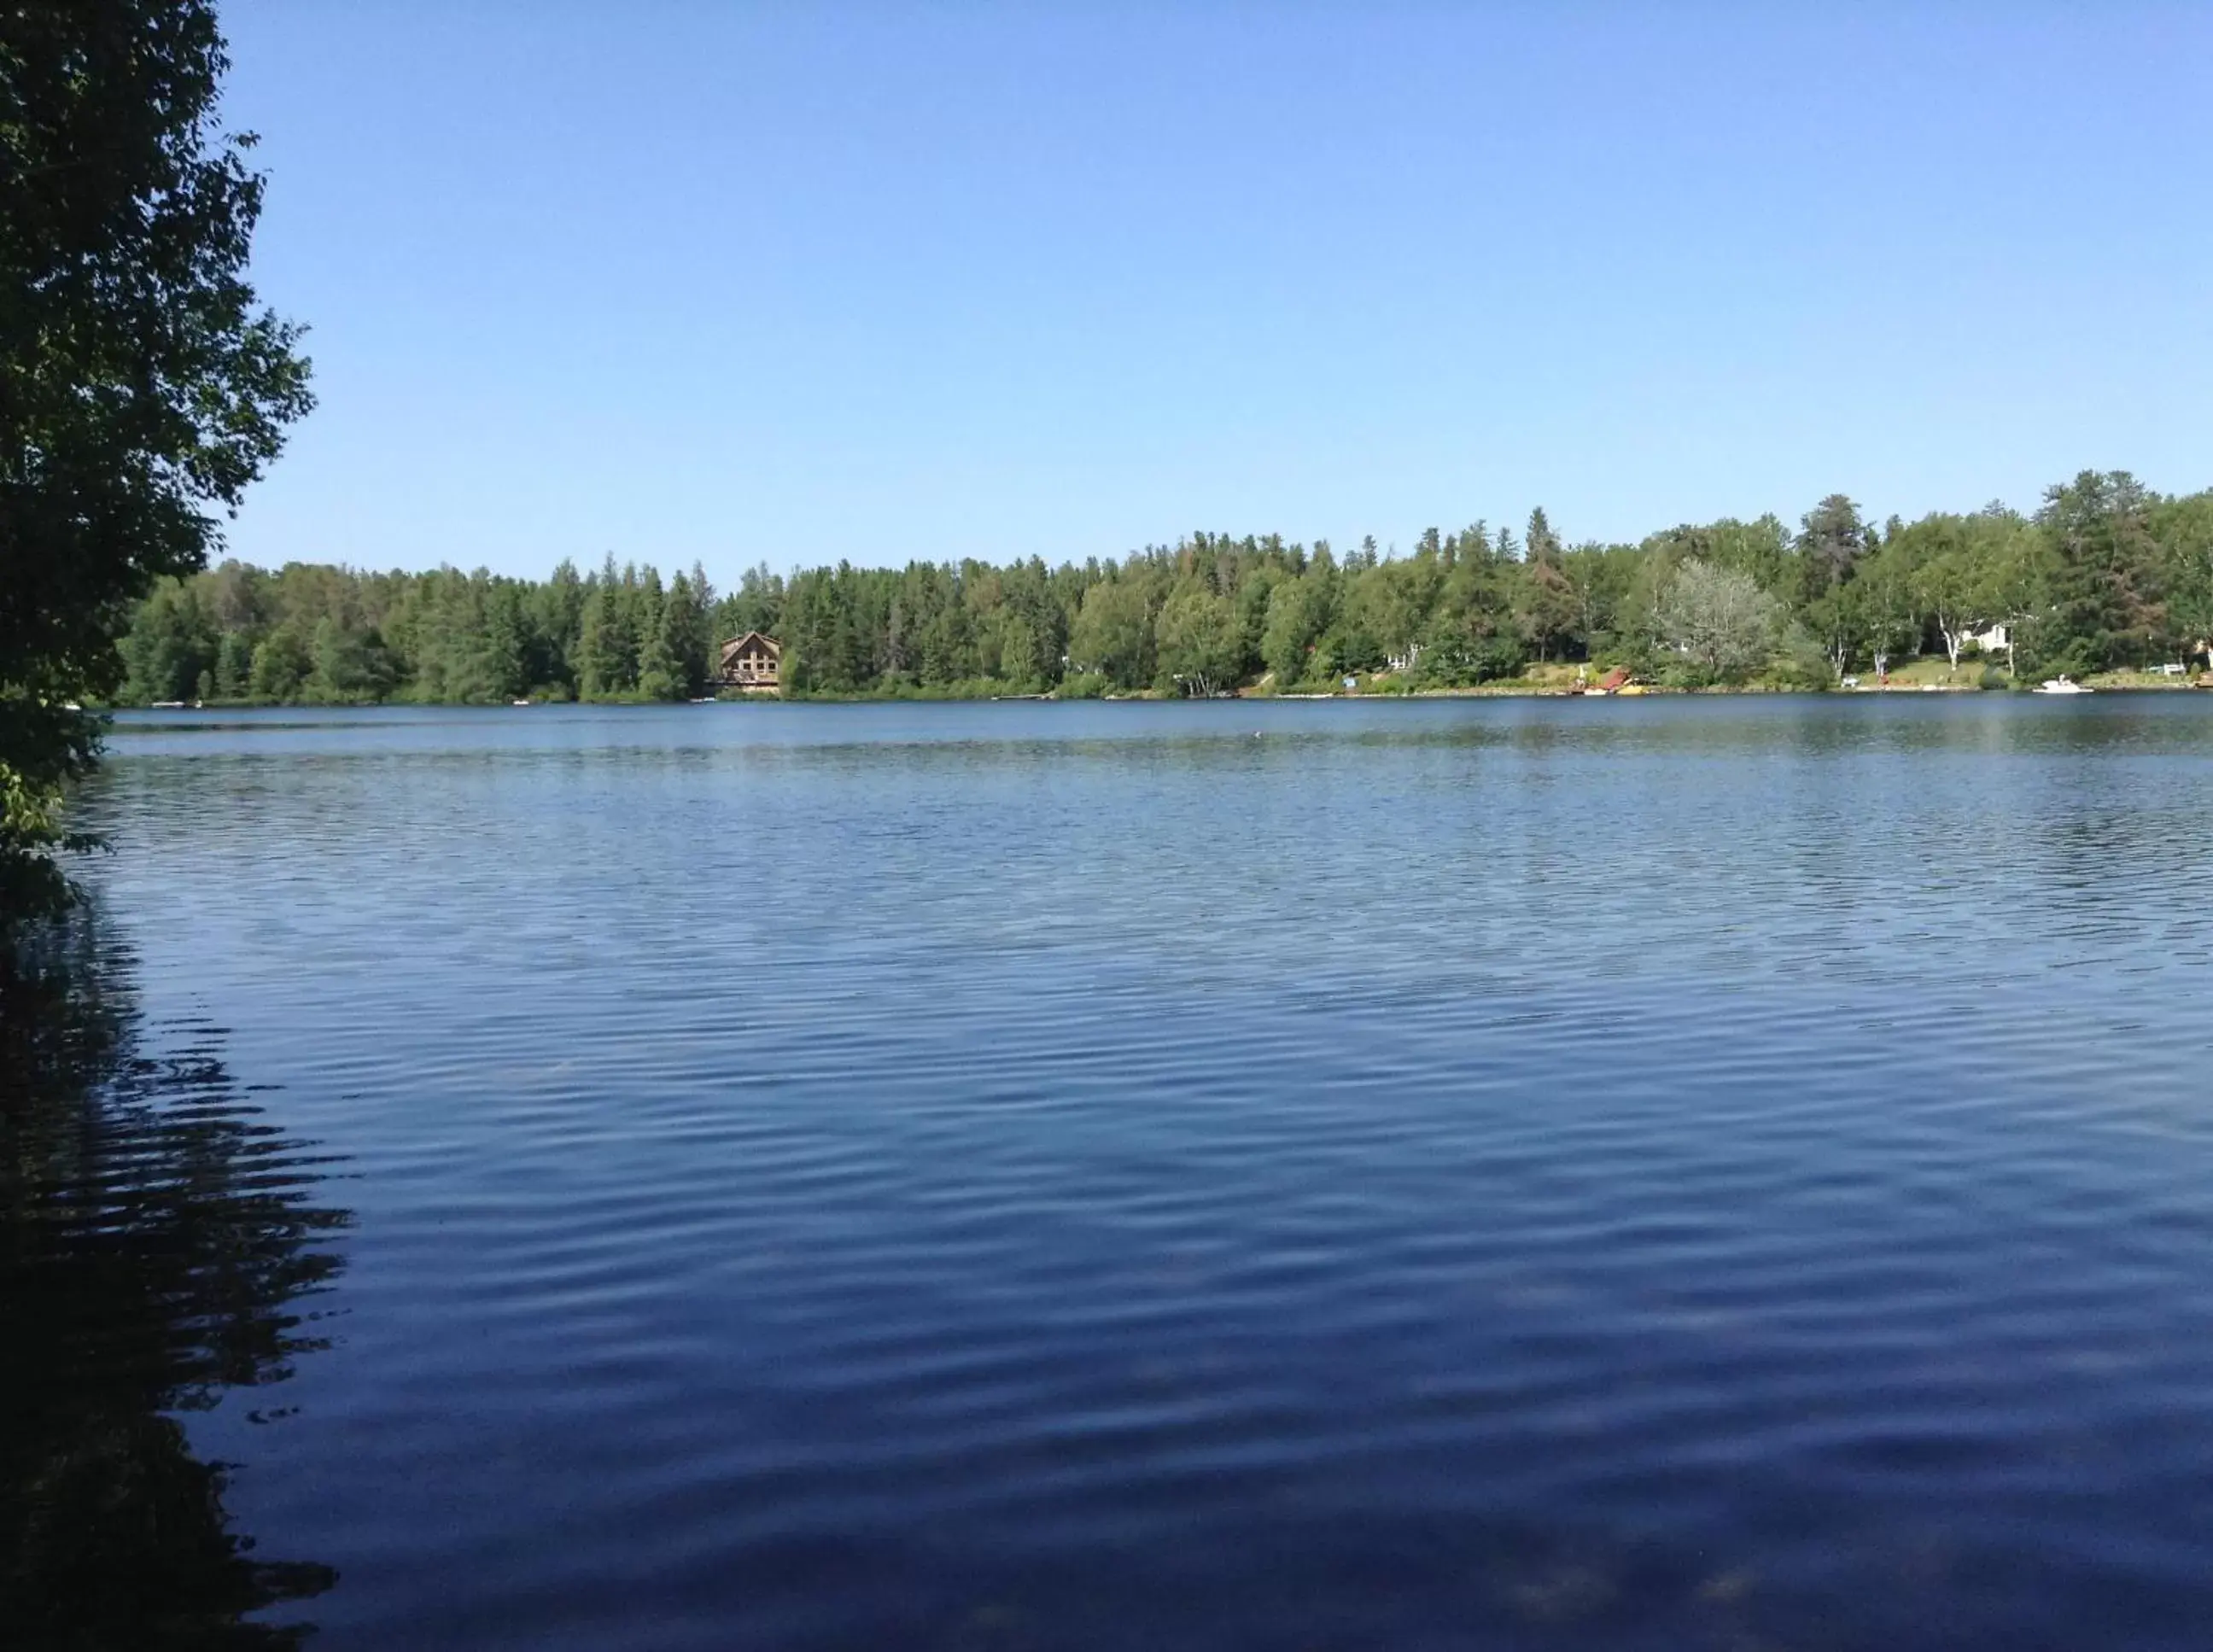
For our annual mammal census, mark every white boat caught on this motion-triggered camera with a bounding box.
[2034,675,2093,695]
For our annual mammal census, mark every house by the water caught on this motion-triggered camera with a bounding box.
[718,632,781,692]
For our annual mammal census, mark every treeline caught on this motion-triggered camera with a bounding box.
[115,472,2213,705]
[119,557,727,706]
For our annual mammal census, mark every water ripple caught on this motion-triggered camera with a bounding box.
[67,696,2213,1649]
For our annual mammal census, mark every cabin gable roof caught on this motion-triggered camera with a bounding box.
[719,630,781,662]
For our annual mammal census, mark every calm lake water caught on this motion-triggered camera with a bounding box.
[23,695,2213,1648]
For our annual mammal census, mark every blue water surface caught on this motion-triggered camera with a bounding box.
[73,695,2213,1649]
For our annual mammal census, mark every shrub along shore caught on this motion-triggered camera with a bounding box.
[113,473,2213,708]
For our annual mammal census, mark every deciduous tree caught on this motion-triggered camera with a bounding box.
[2,1,312,925]
[1656,558,1780,682]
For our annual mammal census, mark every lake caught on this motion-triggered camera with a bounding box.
[20,694,2213,1649]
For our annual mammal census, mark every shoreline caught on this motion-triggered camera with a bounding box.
[107,676,2213,712]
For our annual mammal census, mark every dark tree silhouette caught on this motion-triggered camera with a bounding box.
[1,918,349,1649]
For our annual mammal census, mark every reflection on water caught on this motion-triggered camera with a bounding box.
[0,916,349,1650]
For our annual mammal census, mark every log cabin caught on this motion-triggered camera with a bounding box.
[717,632,782,692]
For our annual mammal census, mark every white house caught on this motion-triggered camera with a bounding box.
[1965,622,2010,654]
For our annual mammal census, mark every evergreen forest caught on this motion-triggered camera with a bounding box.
[114,472,2213,705]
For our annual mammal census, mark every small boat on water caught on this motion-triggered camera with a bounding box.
[2034,675,2093,695]
[511,698,533,707]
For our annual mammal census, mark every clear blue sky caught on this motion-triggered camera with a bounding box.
[218,3,2213,585]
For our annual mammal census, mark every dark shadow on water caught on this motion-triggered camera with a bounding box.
[1,914,351,1650]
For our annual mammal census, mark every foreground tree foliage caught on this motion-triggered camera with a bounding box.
[1,2,312,929]
[109,475,2213,709]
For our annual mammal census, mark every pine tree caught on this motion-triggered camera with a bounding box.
[636,578,681,702]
